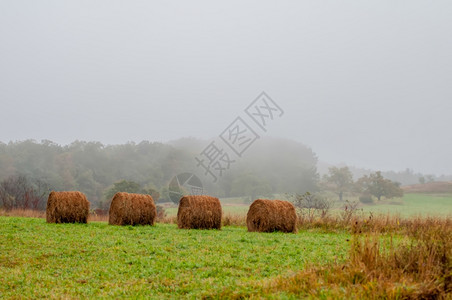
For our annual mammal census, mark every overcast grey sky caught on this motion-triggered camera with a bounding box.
[1,1,451,175]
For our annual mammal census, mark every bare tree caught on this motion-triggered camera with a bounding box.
[289,192,332,221]
[340,200,360,224]
[0,174,49,210]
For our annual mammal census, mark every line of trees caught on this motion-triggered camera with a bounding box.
[322,167,404,202]
[0,139,414,211]
[0,174,49,210]
[0,138,320,210]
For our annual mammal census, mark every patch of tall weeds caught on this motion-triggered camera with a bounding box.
[264,216,451,299]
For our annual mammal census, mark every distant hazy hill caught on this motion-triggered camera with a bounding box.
[170,137,452,186]
[402,182,452,194]
[318,161,452,186]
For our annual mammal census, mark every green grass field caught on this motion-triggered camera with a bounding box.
[227,193,452,217]
[361,193,452,217]
[1,192,450,298]
[0,217,349,298]
[162,193,452,219]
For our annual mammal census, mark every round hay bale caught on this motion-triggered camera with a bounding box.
[46,191,90,224]
[246,199,297,233]
[108,192,156,226]
[177,195,222,229]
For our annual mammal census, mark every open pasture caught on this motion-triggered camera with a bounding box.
[361,193,452,217]
[0,217,348,298]
[162,193,452,219]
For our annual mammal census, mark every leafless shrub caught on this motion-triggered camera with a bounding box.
[0,175,49,211]
[289,192,333,223]
[340,200,360,225]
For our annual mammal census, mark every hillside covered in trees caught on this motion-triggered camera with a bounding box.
[0,138,319,209]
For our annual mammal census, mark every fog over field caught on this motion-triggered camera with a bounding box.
[1,1,451,175]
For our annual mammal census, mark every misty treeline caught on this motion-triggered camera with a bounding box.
[0,138,318,209]
[344,166,448,186]
[322,167,404,202]
[0,174,49,211]
[0,138,447,211]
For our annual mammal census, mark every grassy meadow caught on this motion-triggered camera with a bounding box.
[1,191,451,299]
[0,217,349,298]
[161,192,452,218]
[361,193,452,216]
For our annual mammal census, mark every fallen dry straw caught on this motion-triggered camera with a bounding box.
[263,217,452,299]
[223,213,246,227]
[1,208,46,218]
[46,191,89,223]
[247,199,297,233]
[177,195,222,229]
[108,192,156,226]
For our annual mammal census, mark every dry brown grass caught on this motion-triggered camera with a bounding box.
[295,210,452,236]
[246,199,297,233]
[46,191,90,224]
[0,208,45,218]
[0,205,170,224]
[158,215,177,224]
[88,213,108,222]
[108,192,156,226]
[0,207,108,222]
[258,216,452,299]
[403,181,452,194]
[177,195,222,229]
[222,213,246,227]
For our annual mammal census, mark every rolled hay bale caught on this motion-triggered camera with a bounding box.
[177,195,222,229]
[108,192,156,226]
[246,199,297,233]
[46,191,90,224]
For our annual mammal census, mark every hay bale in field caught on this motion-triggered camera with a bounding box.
[108,192,156,226]
[246,199,297,233]
[177,195,222,229]
[46,191,90,224]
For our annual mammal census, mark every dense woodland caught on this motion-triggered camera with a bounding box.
[0,138,448,210]
[0,138,318,209]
